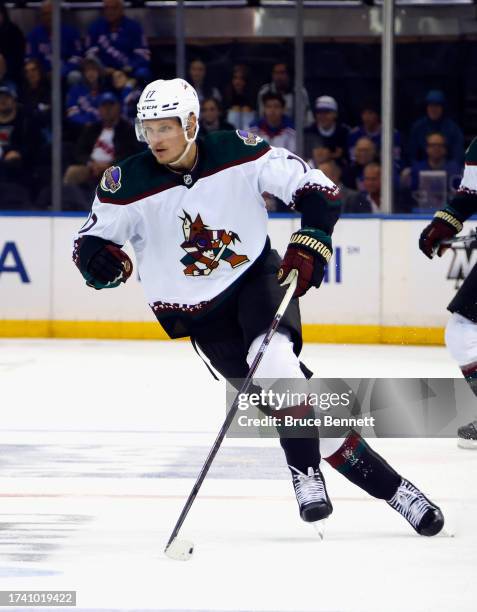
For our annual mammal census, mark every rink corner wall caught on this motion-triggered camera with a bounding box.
[0,212,467,345]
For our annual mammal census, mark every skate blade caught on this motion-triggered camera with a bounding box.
[310,519,326,540]
[439,528,455,538]
[457,438,477,450]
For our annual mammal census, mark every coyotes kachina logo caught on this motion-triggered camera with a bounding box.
[179,211,249,276]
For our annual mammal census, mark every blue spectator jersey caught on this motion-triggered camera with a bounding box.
[114,84,141,122]
[85,16,150,78]
[66,83,103,125]
[26,24,82,77]
[348,125,401,165]
[408,116,464,165]
[410,159,463,192]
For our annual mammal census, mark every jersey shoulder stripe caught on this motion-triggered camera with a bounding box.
[96,130,271,206]
[96,149,176,205]
[200,145,270,180]
[201,129,270,175]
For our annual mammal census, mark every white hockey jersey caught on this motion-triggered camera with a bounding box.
[73,130,339,315]
[458,138,477,195]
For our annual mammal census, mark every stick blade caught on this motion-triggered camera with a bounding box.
[164,537,195,561]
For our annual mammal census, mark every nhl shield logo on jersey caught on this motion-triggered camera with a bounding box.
[236,130,262,146]
[179,211,249,277]
[100,166,122,193]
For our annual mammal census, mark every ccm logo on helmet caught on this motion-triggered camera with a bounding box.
[141,105,158,110]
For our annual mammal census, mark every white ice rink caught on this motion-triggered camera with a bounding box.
[1,339,476,612]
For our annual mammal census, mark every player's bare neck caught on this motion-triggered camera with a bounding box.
[168,143,198,173]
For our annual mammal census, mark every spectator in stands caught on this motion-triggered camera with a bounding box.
[199,97,235,135]
[0,181,32,210]
[402,132,462,194]
[346,162,382,213]
[21,59,51,147]
[0,54,17,97]
[110,69,141,123]
[222,64,256,130]
[346,162,413,214]
[318,160,356,212]
[26,0,82,83]
[66,58,106,131]
[408,90,464,165]
[188,59,221,104]
[348,101,401,166]
[257,62,312,125]
[310,145,333,169]
[85,0,151,81]
[250,92,296,152]
[63,92,140,200]
[304,96,350,165]
[0,85,41,186]
[0,4,26,87]
[341,136,377,191]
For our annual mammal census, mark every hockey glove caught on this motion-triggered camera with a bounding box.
[278,228,332,298]
[86,244,133,290]
[419,209,463,259]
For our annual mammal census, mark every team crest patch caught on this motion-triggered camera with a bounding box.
[100,166,122,193]
[179,211,249,277]
[236,130,262,146]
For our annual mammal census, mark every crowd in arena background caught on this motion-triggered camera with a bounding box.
[0,0,467,213]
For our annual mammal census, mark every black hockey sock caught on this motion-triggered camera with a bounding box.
[252,386,322,474]
[279,436,321,473]
[325,430,401,500]
[276,399,322,473]
[462,362,477,396]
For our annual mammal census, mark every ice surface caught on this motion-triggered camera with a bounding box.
[0,339,475,611]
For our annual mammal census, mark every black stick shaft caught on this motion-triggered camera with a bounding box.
[164,271,298,552]
[433,228,477,256]
[441,229,477,246]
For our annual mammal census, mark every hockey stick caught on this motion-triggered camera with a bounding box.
[164,268,299,561]
[440,227,477,247]
[202,240,228,275]
[433,227,477,256]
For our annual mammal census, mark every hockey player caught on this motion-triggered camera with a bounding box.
[419,137,477,449]
[73,78,444,536]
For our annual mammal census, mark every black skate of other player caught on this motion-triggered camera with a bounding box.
[457,420,477,449]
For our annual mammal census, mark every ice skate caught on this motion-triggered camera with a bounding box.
[387,478,444,536]
[457,419,477,449]
[290,466,333,523]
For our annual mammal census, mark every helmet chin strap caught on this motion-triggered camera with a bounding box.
[167,140,194,167]
[167,121,199,168]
